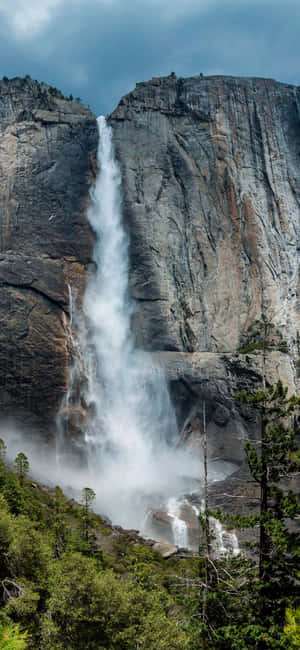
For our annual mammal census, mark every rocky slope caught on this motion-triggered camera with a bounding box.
[110,74,300,461]
[0,76,98,437]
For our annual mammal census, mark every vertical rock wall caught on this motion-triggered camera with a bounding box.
[109,75,300,460]
[0,76,98,436]
[0,73,299,462]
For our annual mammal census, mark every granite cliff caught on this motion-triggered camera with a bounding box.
[109,74,300,461]
[0,74,299,464]
[0,76,98,437]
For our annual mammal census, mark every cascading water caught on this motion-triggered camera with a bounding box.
[82,116,201,530]
[167,497,189,547]
[192,502,240,556]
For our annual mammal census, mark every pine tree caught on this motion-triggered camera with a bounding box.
[80,487,96,543]
[0,439,7,489]
[14,453,29,485]
[0,439,6,467]
[235,318,300,629]
[236,380,300,623]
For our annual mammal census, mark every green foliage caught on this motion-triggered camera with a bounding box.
[234,381,300,626]
[284,607,300,648]
[2,473,24,515]
[7,516,51,584]
[79,487,96,546]
[50,487,70,558]
[13,455,29,485]
[0,418,298,649]
[40,552,189,649]
[234,319,300,642]
[197,318,300,647]
[0,440,7,467]
[0,497,13,579]
[0,444,194,647]
[238,317,289,355]
[0,620,28,649]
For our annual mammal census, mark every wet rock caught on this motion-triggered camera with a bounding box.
[147,509,174,543]
[179,503,202,549]
[152,541,178,558]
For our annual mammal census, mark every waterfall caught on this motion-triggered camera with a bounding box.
[192,502,240,556]
[82,117,201,530]
[167,497,188,547]
[213,518,228,555]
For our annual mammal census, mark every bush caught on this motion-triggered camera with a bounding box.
[0,620,28,649]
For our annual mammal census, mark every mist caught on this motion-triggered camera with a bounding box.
[1,117,236,540]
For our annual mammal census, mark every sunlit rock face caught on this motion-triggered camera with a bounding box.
[110,74,300,460]
[0,76,98,436]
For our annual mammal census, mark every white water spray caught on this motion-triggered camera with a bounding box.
[167,497,189,547]
[82,117,201,529]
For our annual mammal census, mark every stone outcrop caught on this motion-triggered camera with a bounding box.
[0,76,98,436]
[109,74,300,460]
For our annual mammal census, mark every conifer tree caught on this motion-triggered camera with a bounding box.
[14,453,29,485]
[0,439,7,489]
[0,439,6,467]
[235,317,300,628]
[80,487,96,543]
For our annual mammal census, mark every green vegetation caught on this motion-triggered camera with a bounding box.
[14,455,29,485]
[0,318,298,648]
[284,608,300,648]
[238,318,289,354]
[0,445,194,648]
[0,619,28,649]
[197,318,300,647]
[0,398,298,649]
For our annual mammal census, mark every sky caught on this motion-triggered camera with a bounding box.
[0,0,299,116]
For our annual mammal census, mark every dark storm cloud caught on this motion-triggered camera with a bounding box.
[0,0,299,115]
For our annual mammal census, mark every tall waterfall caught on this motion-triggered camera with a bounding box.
[83,117,200,530]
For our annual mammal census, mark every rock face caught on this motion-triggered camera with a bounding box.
[109,74,300,460]
[0,76,98,436]
[0,73,299,463]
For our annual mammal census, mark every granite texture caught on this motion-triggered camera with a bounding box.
[0,76,98,435]
[109,74,300,459]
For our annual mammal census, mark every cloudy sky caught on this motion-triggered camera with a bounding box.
[0,0,299,115]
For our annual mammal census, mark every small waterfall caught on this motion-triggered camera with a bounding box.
[56,284,90,467]
[213,518,228,555]
[167,497,188,547]
[193,502,240,556]
[230,532,240,556]
[81,116,201,529]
